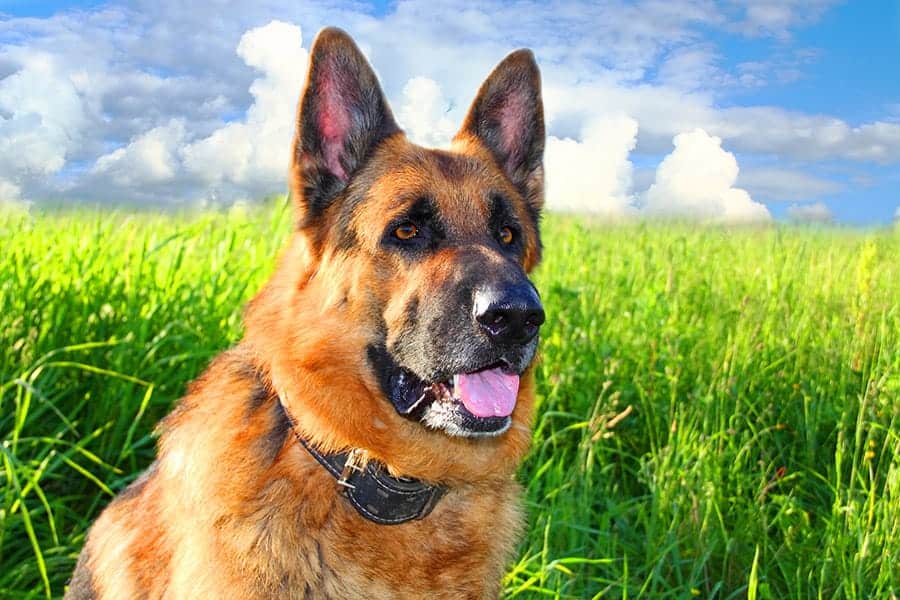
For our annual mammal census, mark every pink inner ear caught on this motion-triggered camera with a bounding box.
[498,89,529,170]
[316,69,351,181]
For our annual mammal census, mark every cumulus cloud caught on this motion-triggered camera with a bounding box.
[540,121,770,225]
[181,20,308,201]
[92,119,186,187]
[644,129,771,223]
[544,116,639,219]
[396,77,457,148]
[786,202,833,223]
[0,0,891,220]
[0,51,87,190]
[544,77,900,163]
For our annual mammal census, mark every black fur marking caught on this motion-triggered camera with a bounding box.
[247,380,272,413]
[241,375,290,462]
[328,177,378,251]
[65,545,98,599]
[301,170,348,217]
[334,216,359,251]
[367,344,393,403]
[404,296,420,333]
[488,194,525,258]
[232,359,259,381]
[259,400,292,463]
[387,296,421,357]
[368,343,434,415]
[381,197,446,255]
[303,171,372,249]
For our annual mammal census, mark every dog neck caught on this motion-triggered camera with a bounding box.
[278,397,447,525]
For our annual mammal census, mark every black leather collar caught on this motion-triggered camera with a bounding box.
[279,401,446,525]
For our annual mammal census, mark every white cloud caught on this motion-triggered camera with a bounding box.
[731,0,841,38]
[713,107,900,163]
[92,119,186,187]
[0,0,892,219]
[0,51,86,182]
[644,129,771,223]
[656,46,727,91]
[181,20,308,201]
[894,206,899,221]
[544,116,639,219]
[544,77,900,163]
[786,201,833,223]
[542,122,772,224]
[396,77,457,148]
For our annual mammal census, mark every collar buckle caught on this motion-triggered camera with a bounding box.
[337,448,365,490]
[279,397,447,525]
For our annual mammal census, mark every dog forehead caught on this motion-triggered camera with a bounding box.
[352,144,516,235]
[425,151,497,229]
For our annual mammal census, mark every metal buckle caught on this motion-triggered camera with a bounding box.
[336,448,365,490]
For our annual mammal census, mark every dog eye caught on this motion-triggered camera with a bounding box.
[394,223,418,241]
[498,226,515,245]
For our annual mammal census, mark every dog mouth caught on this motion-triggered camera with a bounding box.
[390,362,518,416]
[368,346,521,437]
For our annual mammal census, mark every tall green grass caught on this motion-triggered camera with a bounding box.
[1,200,898,598]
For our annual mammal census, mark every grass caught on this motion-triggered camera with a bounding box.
[1,199,898,598]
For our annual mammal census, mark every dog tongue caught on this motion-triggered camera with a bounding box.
[453,368,520,418]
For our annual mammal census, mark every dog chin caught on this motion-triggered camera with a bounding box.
[419,400,512,438]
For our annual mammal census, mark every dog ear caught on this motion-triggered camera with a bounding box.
[455,50,545,216]
[290,27,400,221]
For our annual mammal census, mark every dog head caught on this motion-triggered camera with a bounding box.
[246,28,545,482]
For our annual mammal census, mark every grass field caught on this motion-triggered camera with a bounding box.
[1,199,898,599]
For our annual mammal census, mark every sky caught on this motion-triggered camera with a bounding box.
[0,0,898,224]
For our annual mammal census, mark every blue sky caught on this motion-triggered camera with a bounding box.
[0,1,898,224]
[705,1,900,224]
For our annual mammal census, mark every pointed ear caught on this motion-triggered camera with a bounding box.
[290,27,400,221]
[455,49,545,215]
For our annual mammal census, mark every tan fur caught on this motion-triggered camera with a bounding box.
[67,28,543,600]
[76,349,526,599]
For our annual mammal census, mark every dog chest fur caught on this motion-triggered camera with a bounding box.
[74,350,524,599]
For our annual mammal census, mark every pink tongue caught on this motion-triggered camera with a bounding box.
[454,368,520,418]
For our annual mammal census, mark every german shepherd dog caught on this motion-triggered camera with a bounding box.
[67,27,545,599]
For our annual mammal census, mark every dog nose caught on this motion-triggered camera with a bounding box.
[473,283,545,346]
